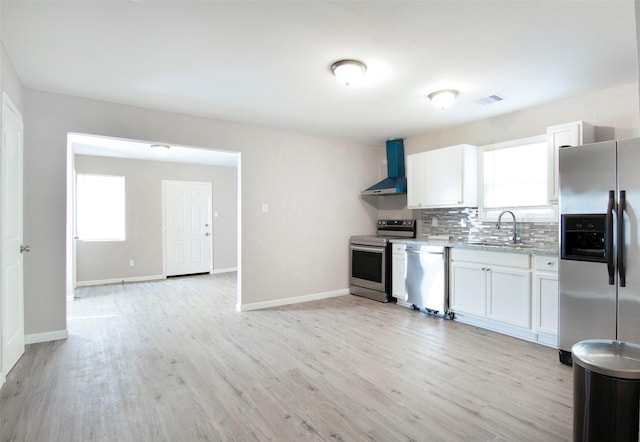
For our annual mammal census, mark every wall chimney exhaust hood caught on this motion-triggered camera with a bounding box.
[362,138,407,196]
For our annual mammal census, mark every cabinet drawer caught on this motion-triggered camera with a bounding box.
[392,243,406,254]
[534,255,558,272]
[451,248,530,269]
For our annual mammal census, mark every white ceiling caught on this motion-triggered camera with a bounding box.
[70,133,239,167]
[2,1,637,148]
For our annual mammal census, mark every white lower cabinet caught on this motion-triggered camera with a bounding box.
[450,248,558,346]
[392,243,411,308]
[487,266,531,328]
[532,255,559,347]
[450,261,486,316]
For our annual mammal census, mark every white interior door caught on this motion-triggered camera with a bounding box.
[164,180,212,276]
[1,93,25,378]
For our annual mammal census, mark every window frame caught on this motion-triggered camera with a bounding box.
[478,134,558,222]
[76,173,126,242]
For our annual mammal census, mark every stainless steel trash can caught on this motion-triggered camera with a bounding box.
[572,340,640,442]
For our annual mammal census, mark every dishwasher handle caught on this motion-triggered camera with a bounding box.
[405,245,445,255]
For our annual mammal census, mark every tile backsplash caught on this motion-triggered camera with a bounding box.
[418,208,558,247]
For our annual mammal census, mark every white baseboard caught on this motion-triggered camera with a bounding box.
[536,332,558,348]
[453,313,537,343]
[26,329,68,345]
[0,371,5,390]
[212,267,238,274]
[238,288,349,312]
[76,274,166,287]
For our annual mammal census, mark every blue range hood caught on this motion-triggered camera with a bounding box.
[362,138,407,195]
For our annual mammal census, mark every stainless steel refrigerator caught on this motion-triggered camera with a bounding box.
[558,138,640,365]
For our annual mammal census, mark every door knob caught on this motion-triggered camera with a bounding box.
[20,245,31,253]
[205,232,211,236]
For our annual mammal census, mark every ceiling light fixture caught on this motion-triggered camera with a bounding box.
[330,59,367,86]
[428,89,459,109]
[150,144,170,154]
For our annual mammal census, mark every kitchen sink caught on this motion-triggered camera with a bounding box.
[464,241,536,249]
[464,240,510,246]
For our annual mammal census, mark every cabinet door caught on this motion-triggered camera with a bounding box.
[533,271,558,335]
[406,153,426,208]
[392,253,407,301]
[423,146,463,206]
[547,121,594,203]
[451,261,486,316]
[487,267,531,328]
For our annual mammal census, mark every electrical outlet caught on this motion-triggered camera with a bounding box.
[432,217,438,227]
[129,260,135,267]
[262,203,268,213]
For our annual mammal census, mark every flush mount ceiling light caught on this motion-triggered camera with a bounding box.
[428,89,459,109]
[150,144,170,154]
[330,59,367,86]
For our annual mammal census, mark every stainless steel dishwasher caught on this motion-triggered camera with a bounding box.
[405,244,451,318]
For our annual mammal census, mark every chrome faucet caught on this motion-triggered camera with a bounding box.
[496,210,520,244]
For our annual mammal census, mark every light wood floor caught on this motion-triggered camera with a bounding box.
[1,273,573,441]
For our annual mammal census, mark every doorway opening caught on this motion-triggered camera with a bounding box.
[64,133,241,312]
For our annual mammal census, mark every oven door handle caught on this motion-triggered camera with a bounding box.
[351,245,385,253]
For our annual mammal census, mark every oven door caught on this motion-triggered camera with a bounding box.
[350,244,386,292]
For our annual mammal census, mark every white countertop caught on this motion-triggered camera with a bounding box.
[391,238,558,256]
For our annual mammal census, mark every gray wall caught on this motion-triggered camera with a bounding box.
[8,11,640,344]
[23,89,379,335]
[378,81,640,221]
[74,155,238,283]
[405,82,640,154]
[19,82,640,338]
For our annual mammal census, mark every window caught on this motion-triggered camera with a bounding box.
[479,135,557,221]
[76,174,125,241]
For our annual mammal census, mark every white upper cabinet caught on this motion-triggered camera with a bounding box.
[406,152,427,208]
[547,121,594,203]
[407,144,477,209]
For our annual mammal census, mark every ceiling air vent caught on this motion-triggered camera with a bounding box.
[475,94,505,106]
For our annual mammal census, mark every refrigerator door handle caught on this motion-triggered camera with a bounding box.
[618,190,626,287]
[606,190,615,285]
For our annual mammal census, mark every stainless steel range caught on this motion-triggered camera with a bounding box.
[350,219,416,302]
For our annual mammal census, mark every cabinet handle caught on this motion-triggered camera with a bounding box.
[547,262,554,266]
